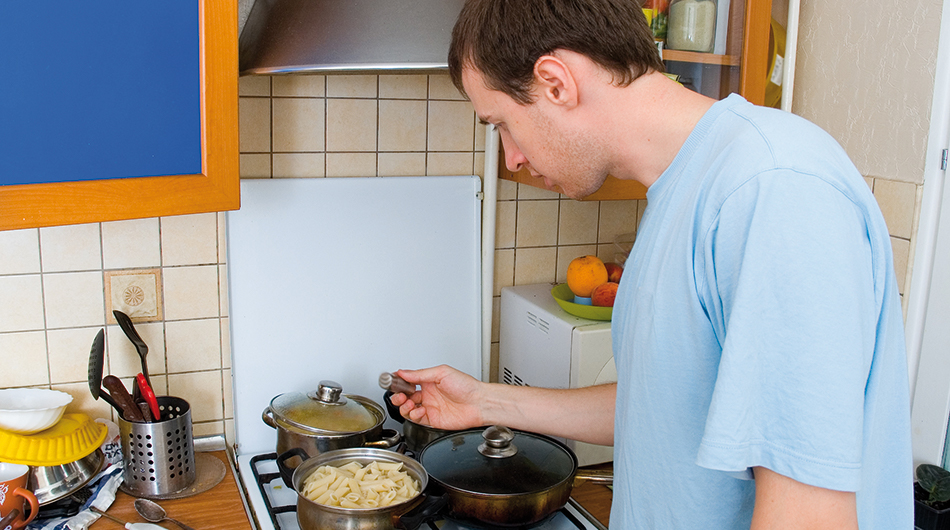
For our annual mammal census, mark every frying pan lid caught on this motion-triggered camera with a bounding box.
[419,426,577,495]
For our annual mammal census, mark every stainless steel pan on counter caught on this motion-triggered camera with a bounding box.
[263,380,400,458]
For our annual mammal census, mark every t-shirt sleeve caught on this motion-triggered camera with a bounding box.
[694,171,877,492]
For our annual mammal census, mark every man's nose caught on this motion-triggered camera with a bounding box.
[502,137,526,173]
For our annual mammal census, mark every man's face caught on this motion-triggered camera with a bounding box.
[461,67,608,199]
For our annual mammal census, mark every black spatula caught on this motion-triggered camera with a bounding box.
[87,328,121,412]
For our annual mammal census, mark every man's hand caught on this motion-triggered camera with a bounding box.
[751,467,858,529]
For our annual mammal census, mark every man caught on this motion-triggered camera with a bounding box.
[390,0,913,527]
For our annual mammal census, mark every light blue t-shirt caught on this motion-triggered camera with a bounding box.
[610,94,912,528]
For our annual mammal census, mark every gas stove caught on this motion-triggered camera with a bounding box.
[234,452,606,530]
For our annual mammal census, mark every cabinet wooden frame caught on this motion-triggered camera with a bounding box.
[0,0,239,231]
[499,0,772,201]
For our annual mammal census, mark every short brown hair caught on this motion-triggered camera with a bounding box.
[448,0,664,104]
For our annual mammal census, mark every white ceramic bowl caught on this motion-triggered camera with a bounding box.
[0,389,73,434]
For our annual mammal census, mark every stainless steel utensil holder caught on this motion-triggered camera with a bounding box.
[119,396,196,496]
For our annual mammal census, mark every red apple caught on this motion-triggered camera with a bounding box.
[604,262,624,283]
[591,282,619,307]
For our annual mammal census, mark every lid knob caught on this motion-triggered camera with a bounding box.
[309,380,347,405]
[478,425,518,458]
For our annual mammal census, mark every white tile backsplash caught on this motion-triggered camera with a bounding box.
[102,218,161,269]
[43,271,104,329]
[0,229,41,275]
[40,223,102,272]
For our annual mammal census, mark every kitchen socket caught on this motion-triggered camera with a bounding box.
[106,269,162,321]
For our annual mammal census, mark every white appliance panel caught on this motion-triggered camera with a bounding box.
[500,284,615,466]
[227,176,482,456]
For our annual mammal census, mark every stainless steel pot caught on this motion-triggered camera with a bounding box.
[30,449,104,505]
[263,381,400,457]
[286,447,427,530]
[417,426,612,527]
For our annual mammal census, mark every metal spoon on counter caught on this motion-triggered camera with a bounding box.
[90,506,169,529]
[134,498,197,530]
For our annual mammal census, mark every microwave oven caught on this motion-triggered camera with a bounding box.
[499,283,617,466]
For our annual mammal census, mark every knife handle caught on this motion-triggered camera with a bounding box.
[102,375,145,422]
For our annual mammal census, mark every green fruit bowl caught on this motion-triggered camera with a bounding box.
[551,284,613,321]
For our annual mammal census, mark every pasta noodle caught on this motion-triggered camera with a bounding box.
[302,460,421,509]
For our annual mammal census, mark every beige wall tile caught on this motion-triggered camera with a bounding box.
[102,218,161,269]
[892,236,911,295]
[378,100,427,152]
[427,153,475,176]
[326,153,377,177]
[497,179,518,201]
[491,296,501,343]
[515,200,559,247]
[221,317,231,370]
[428,75,465,100]
[40,224,101,273]
[223,367,233,417]
[475,120,487,151]
[494,249,515,296]
[55,380,113,421]
[239,97,272,153]
[43,271,104,329]
[326,99,378,152]
[379,75,428,99]
[166,319,222,373]
[273,153,326,178]
[194,420,225,438]
[219,264,229,318]
[378,153,427,176]
[273,75,325,97]
[495,200,517,249]
[161,213,218,267]
[239,75,271,97]
[0,276,45,332]
[240,153,272,178]
[874,179,917,239]
[107,322,166,377]
[0,331,48,387]
[48,327,101,384]
[599,200,640,245]
[474,152,486,178]
[558,200,599,246]
[167,371,224,423]
[518,184,559,200]
[427,101,475,152]
[514,247,558,285]
[327,75,378,98]
[217,213,228,265]
[273,98,325,152]
[556,245,597,283]
[0,229,40,275]
[163,265,220,320]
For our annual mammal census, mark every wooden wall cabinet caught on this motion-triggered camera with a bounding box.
[500,0,773,200]
[0,0,239,231]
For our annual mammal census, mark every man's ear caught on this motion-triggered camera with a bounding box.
[534,55,577,108]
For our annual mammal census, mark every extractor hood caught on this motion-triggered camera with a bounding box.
[239,0,465,75]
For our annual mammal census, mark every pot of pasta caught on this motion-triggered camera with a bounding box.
[262,380,401,458]
[283,447,428,530]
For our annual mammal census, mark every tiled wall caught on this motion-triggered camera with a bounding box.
[0,72,924,444]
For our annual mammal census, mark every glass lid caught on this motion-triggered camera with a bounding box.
[269,380,379,433]
[418,426,576,495]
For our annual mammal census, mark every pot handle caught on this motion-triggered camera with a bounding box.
[275,447,311,488]
[383,391,406,424]
[573,467,614,486]
[363,428,402,449]
[393,495,448,530]
[262,406,279,429]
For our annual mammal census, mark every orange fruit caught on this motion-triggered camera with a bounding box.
[566,255,609,298]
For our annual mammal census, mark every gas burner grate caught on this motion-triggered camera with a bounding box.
[250,453,297,530]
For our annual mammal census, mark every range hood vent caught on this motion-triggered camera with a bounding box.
[239,0,465,75]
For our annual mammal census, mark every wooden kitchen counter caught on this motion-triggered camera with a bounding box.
[90,451,252,530]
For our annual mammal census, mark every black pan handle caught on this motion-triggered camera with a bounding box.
[275,447,311,488]
[393,495,448,530]
[383,391,406,424]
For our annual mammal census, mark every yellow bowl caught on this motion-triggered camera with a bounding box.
[551,284,613,321]
[0,413,107,466]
